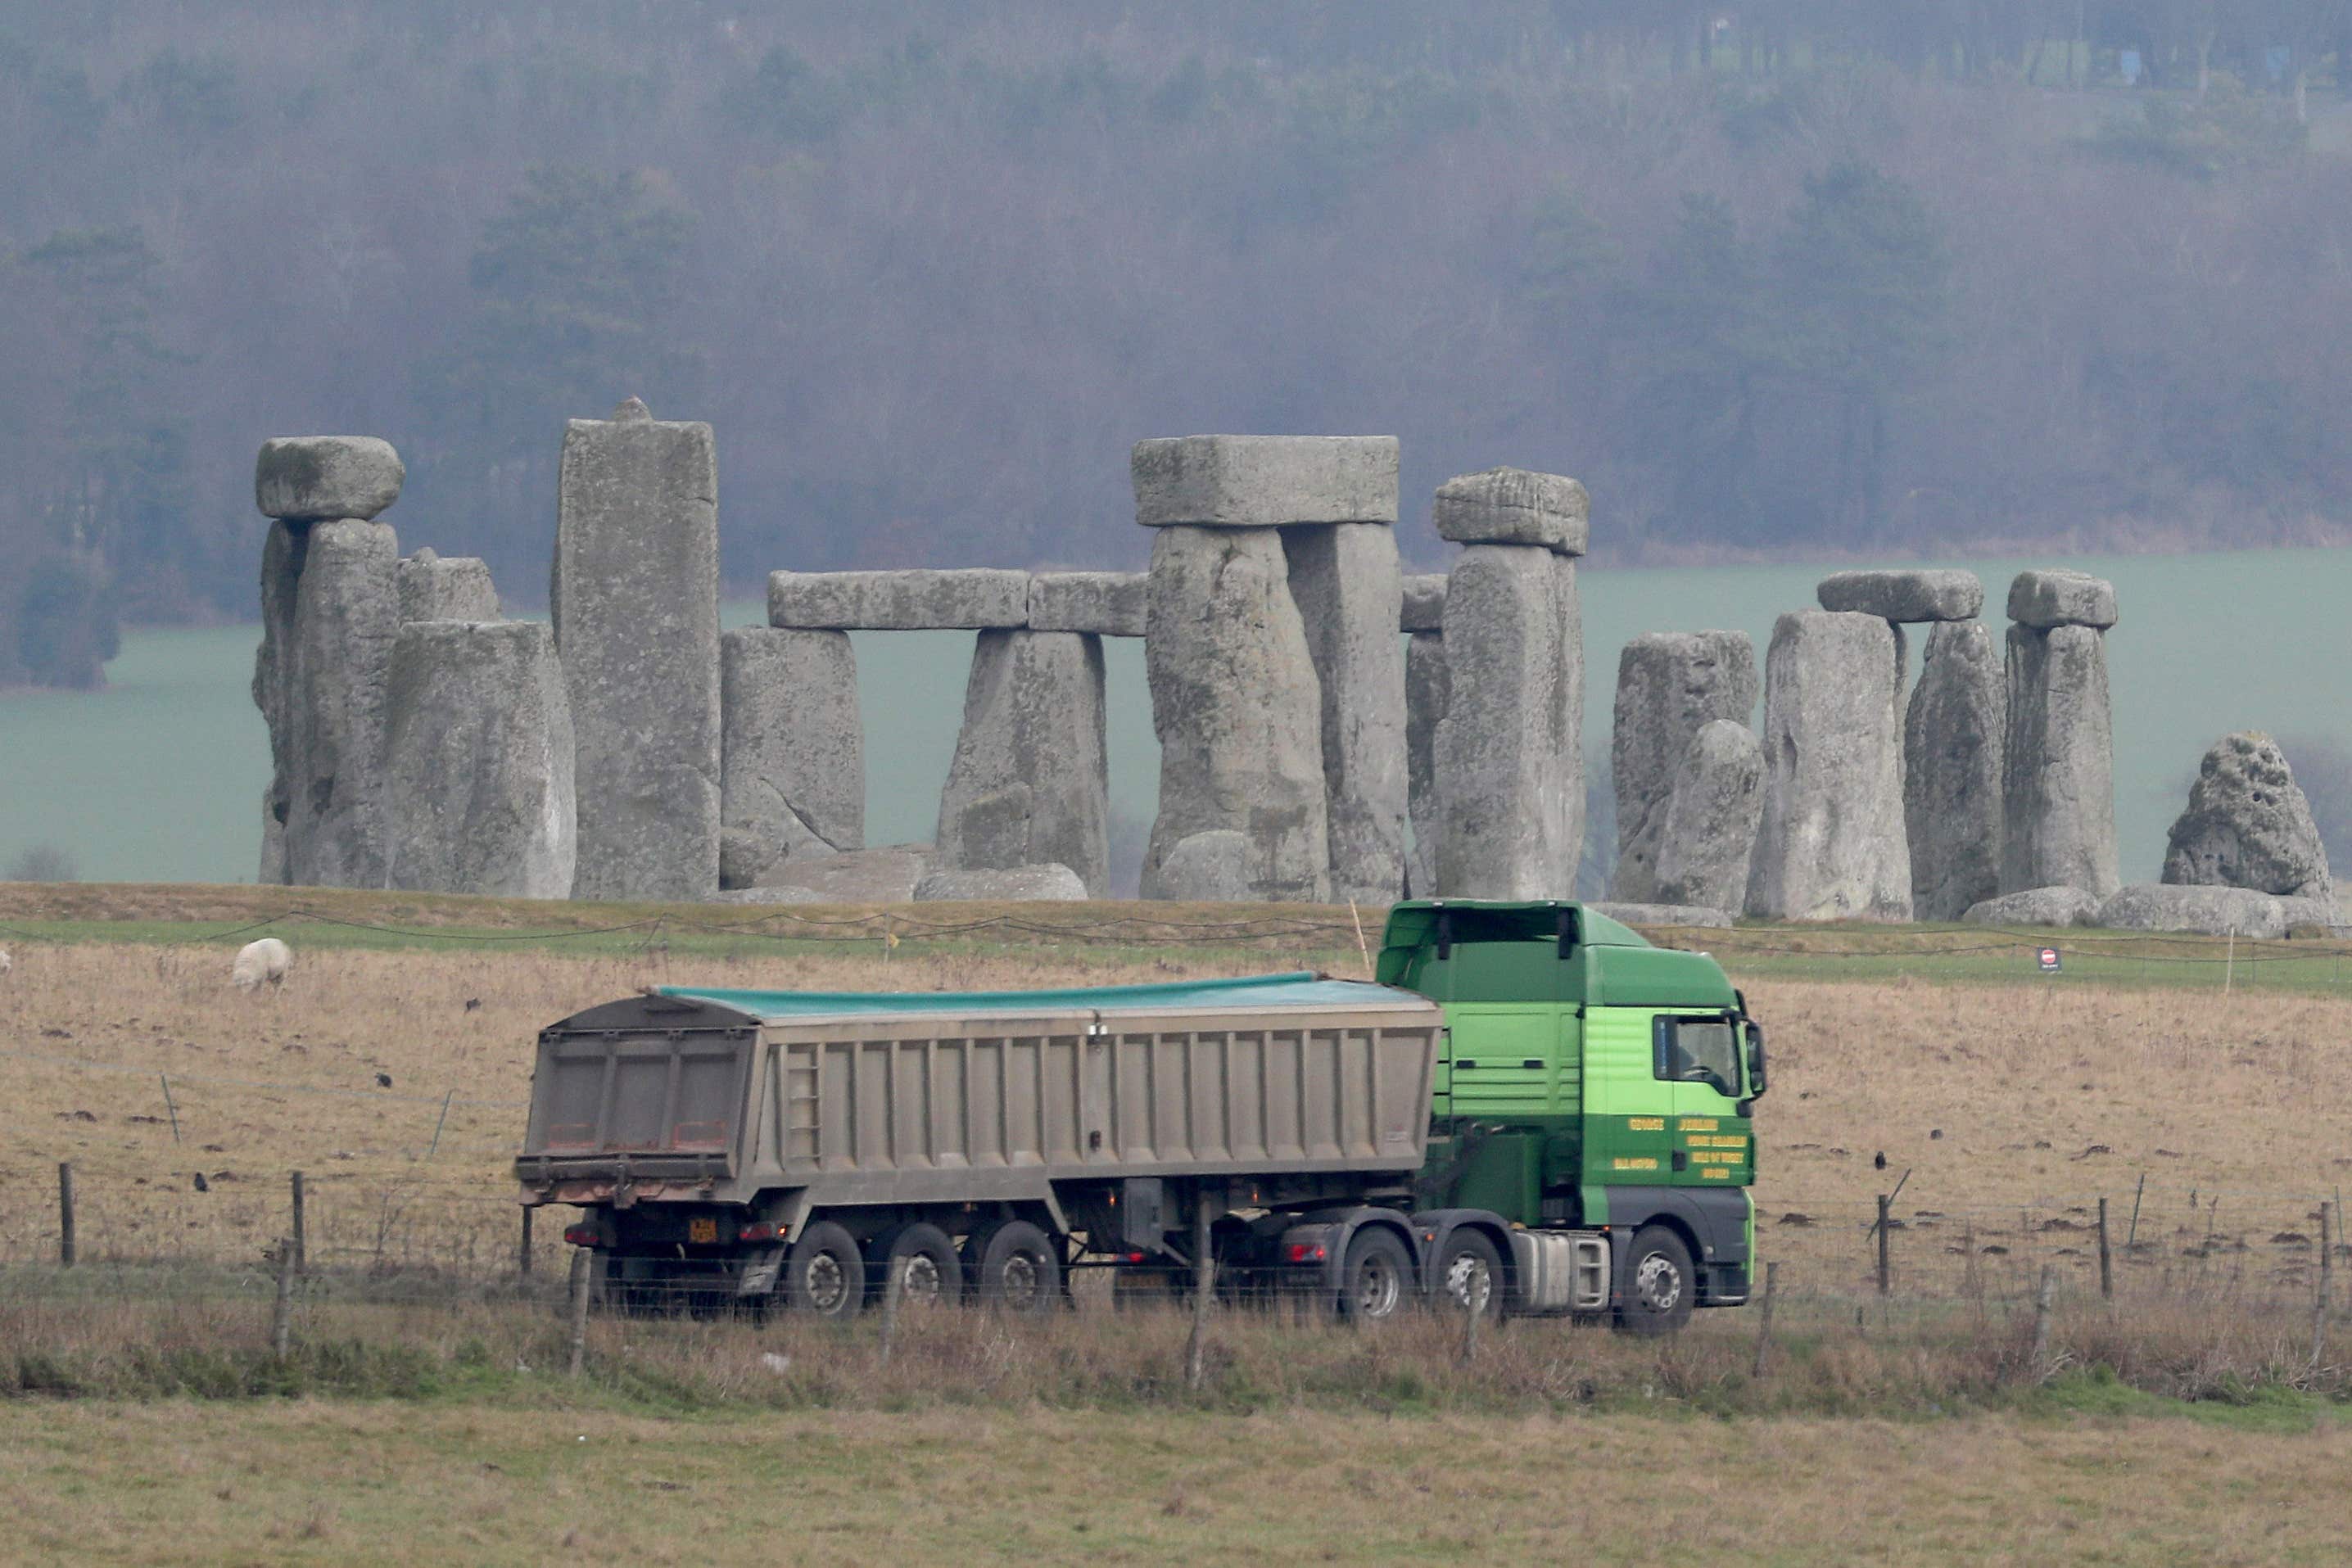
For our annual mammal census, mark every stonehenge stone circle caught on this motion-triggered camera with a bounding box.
[1903,620,2004,920]
[1746,611,1912,922]
[1816,568,1983,623]
[2161,733,2335,907]
[2096,883,2285,940]
[1400,574,1446,634]
[1609,630,1757,903]
[1139,524,1331,901]
[1432,467,1590,554]
[383,621,575,899]
[553,400,721,902]
[1132,434,1398,528]
[255,436,405,522]
[1961,885,2101,926]
[279,517,400,888]
[1435,542,1580,899]
[1404,630,1448,898]
[718,628,863,890]
[1586,902,1735,929]
[913,864,1088,901]
[396,548,499,624]
[1650,719,1766,915]
[2002,612,2119,900]
[1028,572,1146,637]
[1282,520,1406,901]
[768,567,1030,630]
[935,630,1110,896]
[2007,569,2119,630]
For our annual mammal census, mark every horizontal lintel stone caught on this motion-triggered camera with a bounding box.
[1431,467,1588,555]
[768,568,1032,630]
[1028,571,1147,636]
[1132,435,1399,527]
[1400,573,1446,633]
[1816,568,1983,622]
[2007,569,2118,630]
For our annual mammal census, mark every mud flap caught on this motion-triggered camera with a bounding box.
[737,1245,785,1298]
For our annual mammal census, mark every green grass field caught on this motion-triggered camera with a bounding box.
[4,545,2348,888]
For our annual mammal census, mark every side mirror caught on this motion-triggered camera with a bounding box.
[1744,1021,1767,1099]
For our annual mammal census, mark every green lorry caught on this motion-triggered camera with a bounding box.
[517,899,1765,1331]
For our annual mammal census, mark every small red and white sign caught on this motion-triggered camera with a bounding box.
[2037,947,2061,974]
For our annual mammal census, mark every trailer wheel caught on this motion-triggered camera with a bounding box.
[868,1223,962,1308]
[965,1219,1061,1314]
[1336,1226,1412,1322]
[1434,1228,1504,1320]
[1614,1224,1694,1336]
[785,1221,864,1317]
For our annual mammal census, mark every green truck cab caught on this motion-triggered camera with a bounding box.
[1381,900,1766,1329]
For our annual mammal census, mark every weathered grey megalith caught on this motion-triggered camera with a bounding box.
[1432,468,1590,554]
[719,628,862,891]
[281,518,400,888]
[1904,621,2004,920]
[2002,611,2119,900]
[1029,572,1146,637]
[2096,883,2285,940]
[1586,902,1735,929]
[1283,522,1405,902]
[1651,720,1765,915]
[1132,435,1398,528]
[755,846,935,903]
[1745,612,1911,922]
[1816,569,1983,623]
[1140,526,1330,901]
[255,436,405,522]
[2161,733,2336,907]
[936,630,1110,896]
[2008,569,2119,630]
[768,569,1030,630]
[1609,631,1757,902]
[913,865,1088,901]
[396,548,499,624]
[383,621,575,898]
[1400,575,1446,634]
[1961,886,2101,927]
[554,399,720,901]
[253,521,303,882]
[1404,631,1448,897]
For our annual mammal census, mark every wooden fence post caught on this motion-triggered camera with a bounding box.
[567,1249,592,1379]
[879,1254,908,1367]
[1751,1261,1780,1380]
[1876,1194,1892,1296]
[518,1207,534,1278]
[57,1163,75,1268]
[1185,1199,1214,1391]
[2029,1265,2057,1380]
[290,1171,306,1274]
[2096,1195,2112,1300]
[2314,1201,2333,1376]
[269,1240,295,1360]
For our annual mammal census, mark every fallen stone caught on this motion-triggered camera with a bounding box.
[2007,569,2119,630]
[1585,902,1735,929]
[1404,631,1448,897]
[1028,572,1146,637]
[754,846,935,903]
[1434,545,1579,899]
[720,628,862,890]
[2278,896,2347,932]
[2161,732,2335,904]
[702,885,827,906]
[1609,631,1757,903]
[1651,721,1765,915]
[1816,568,1983,623]
[383,621,575,898]
[1400,574,1446,634]
[912,864,1089,901]
[1904,621,2004,920]
[1284,522,1406,902]
[1141,527,1331,901]
[1744,611,1911,922]
[2002,623,2119,899]
[1149,830,1255,901]
[282,518,400,888]
[1431,468,1589,555]
[396,548,500,623]
[1132,435,1398,528]
[1961,886,2102,927]
[768,568,1031,630]
[554,401,721,901]
[936,630,1109,896]
[2096,883,2285,941]
[255,436,405,522]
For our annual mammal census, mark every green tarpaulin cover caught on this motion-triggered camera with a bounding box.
[655,972,1408,1021]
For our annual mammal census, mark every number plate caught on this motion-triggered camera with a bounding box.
[688,1218,718,1245]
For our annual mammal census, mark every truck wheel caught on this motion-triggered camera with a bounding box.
[1337,1226,1412,1322]
[1614,1224,1694,1336]
[965,1219,1061,1313]
[1435,1228,1504,1320]
[785,1221,864,1317]
[869,1223,962,1308]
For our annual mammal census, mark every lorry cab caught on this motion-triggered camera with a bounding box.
[1378,899,1766,1328]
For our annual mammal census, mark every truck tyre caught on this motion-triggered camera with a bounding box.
[785,1221,864,1317]
[1336,1226,1413,1322]
[869,1222,962,1308]
[1615,1224,1694,1336]
[1434,1228,1504,1320]
[966,1219,1061,1313]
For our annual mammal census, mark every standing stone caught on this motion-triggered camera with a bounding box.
[2161,733,2335,906]
[252,520,305,883]
[553,400,721,901]
[1652,720,1765,915]
[384,621,575,898]
[719,628,863,890]
[1140,526,1330,901]
[936,630,1110,896]
[281,519,400,888]
[2002,621,2119,900]
[1608,631,1757,902]
[1745,612,1911,922]
[1904,621,2004,920]
[1434,545,1578,899]
[1404,631,1449,897]
[1282,522,1406,902]
[396,548,500,624]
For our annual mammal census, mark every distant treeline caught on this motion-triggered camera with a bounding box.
[2,2,2349,685]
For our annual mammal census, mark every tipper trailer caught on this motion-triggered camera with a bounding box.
[516,900,1767,1330]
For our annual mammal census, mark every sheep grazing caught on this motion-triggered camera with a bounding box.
[231,937,292,993]
[0,948,11,978]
